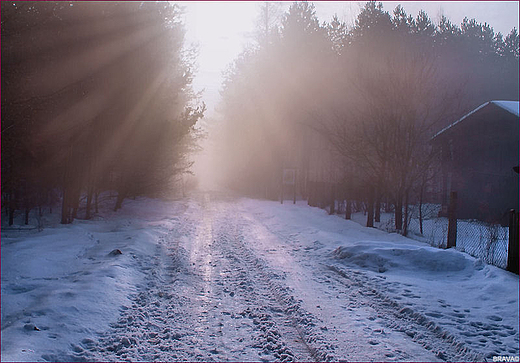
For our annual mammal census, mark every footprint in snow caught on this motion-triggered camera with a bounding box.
[487,315,503,322]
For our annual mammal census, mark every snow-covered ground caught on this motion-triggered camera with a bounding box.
[1,192,518,362]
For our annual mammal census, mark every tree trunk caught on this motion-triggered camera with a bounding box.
[95,191,99,213]
[8,193,15,226]
[419,185,424,235]
[367,187,374,227]
[114,192,125,211]
[375,189,381,223]
[329,184,335,215]
[280,172,284,204]
[316,182,321,208]
[345,199,351,220]
[85,187,93,220]
[85,159,95,219]
[403,192,409,236]
[447,191,458,248]
[293,182,296,205]
[9,207,15,226]
[395,199,403,231]
[61,147,73,224]
[61,187,70,224]
[71,188,80,221]
[37,188,44,217]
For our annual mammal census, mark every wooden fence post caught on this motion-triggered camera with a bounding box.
[507,209,519,274]
[447,191,457,248]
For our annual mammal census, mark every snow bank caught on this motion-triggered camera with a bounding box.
[332,243,472,274]
[1,197,187,362]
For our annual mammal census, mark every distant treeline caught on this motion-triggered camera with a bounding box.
[1,2,204,225]
[217,1,519,234]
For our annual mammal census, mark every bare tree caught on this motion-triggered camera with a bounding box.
[314,37,464,234]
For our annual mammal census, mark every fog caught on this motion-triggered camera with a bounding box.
[2,2,204,224]
[190,1,518,233]
[2,1,518,229]
[197,2,516,190]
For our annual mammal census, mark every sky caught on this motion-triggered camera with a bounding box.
[180,1,519,117]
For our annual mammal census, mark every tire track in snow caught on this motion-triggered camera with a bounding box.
[236,203,490,362]
[85,193,320,362]
[191,195,322,362]
[212,204,337,362]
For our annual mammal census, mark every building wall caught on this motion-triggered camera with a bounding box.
[434,104,519,224]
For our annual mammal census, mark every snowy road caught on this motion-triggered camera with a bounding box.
[91,192,442,362]
[2,192,518,362]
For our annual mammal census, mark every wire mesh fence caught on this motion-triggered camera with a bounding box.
[405,204,509,269]
[343,198,513,270]
[406,204,448,248]
[351,202,511,270]
[456,220,509,269]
